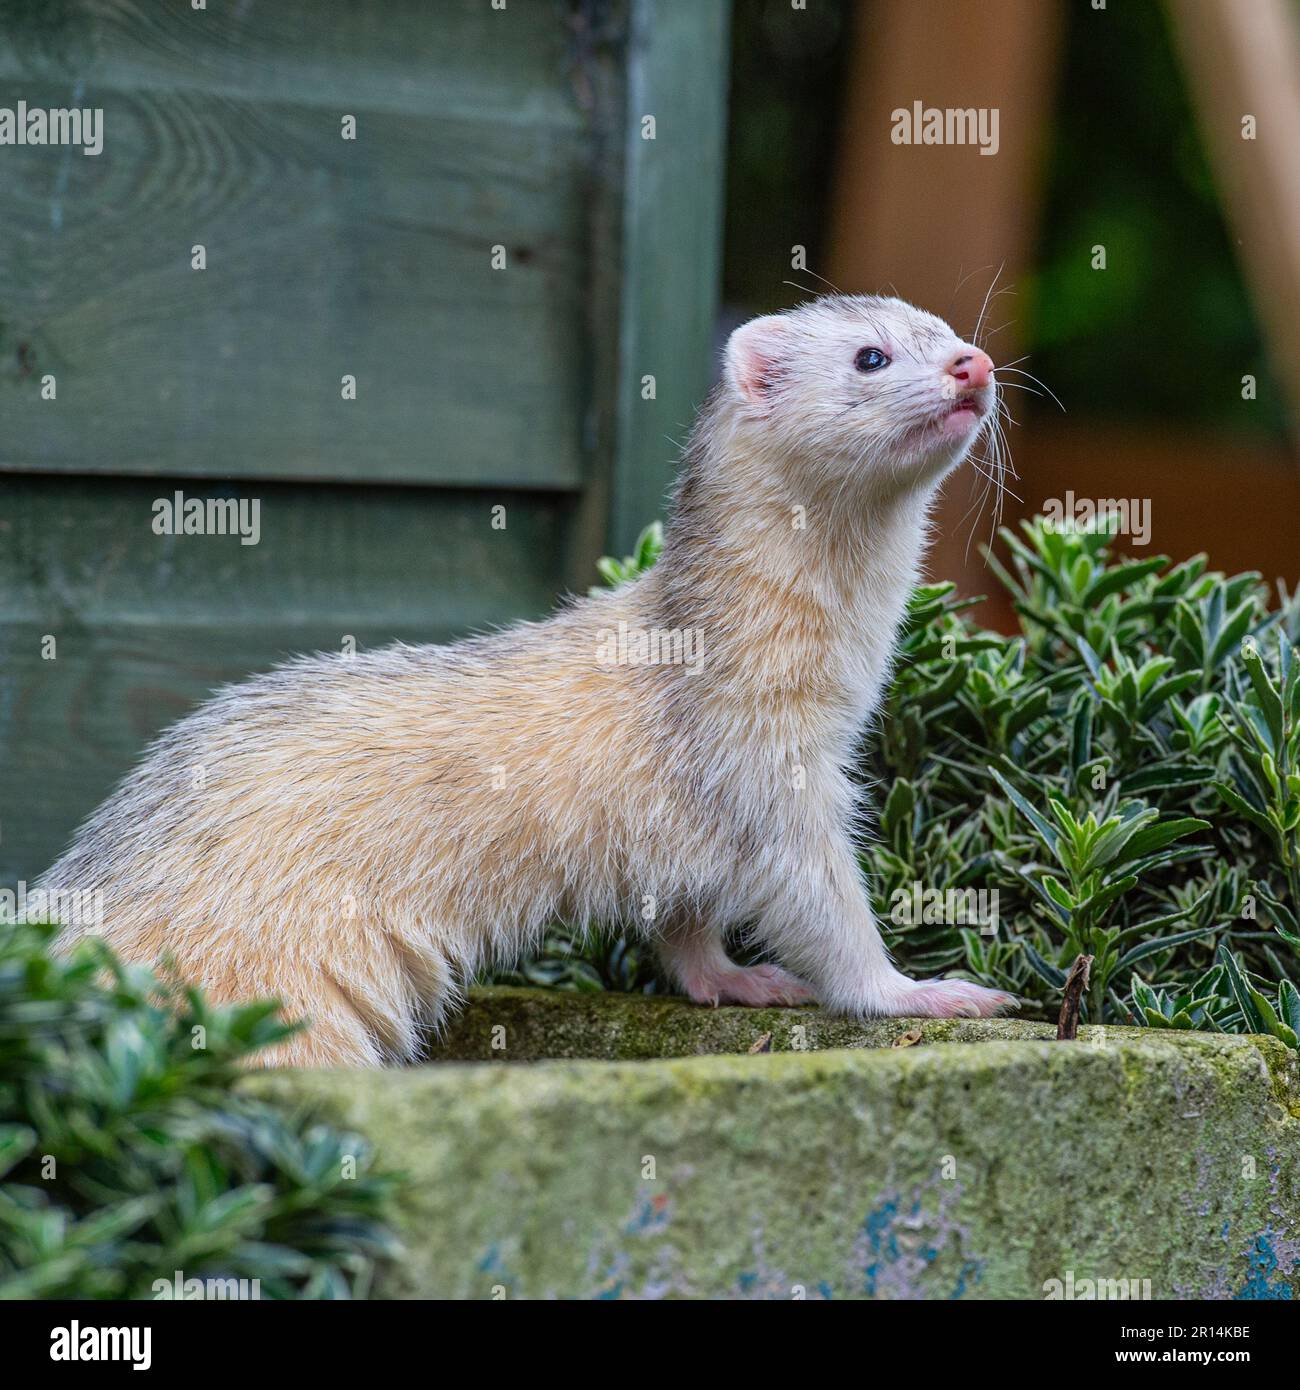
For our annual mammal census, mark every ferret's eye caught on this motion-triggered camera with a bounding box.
[855,347,890,373]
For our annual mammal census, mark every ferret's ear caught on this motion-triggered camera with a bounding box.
[724,315,790,409]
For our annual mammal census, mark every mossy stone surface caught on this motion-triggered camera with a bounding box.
[427,984,1060,1059]
[252,988,1300,1300]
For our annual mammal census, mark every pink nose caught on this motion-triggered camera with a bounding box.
[946,349,994,391]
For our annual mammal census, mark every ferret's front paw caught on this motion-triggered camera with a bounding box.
[886,976,1018,1019]
[685,962,818,1009]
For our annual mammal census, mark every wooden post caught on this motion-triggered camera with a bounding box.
[1164,0,1300,456]
[826,0,1064,605]
[608,0,731,556]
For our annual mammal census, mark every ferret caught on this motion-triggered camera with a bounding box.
[40,294,1015,1066]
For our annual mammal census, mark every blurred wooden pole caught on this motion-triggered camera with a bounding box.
[1165,0,1300,458]
[827,0,1064,609]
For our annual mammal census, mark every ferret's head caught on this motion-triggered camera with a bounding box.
[722,294,997,491]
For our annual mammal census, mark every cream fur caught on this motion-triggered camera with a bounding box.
[40,294,1014,1066]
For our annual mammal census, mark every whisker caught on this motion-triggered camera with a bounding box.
[973,265,1015,347]
[972,457,1022,506]
[961,474,996,559]
[952,263,996,323]
[980,319,1016,343]
[997,367,1065,413]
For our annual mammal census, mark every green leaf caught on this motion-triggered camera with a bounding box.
[1116,818,1211,865]
[1207,601,1256,670]
[1247,987,1298,1047]
[0,1125,37,1181]
[880,779,916,842]
[1073,635,1103,679]
[1070,695,1094,776]
[1115,924,1222,973]
[1021,941,1068,988]
[987,768,1060,851]
[1217,946,1266,1034]
[1212,781,1276,837]
[1081,556,1167,607]
[1241,644,1284,751]
[1278,979,1300,1036]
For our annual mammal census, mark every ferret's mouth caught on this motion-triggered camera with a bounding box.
[903,389,993,449]
[927,388,992,443]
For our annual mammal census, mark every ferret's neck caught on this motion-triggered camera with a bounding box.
[637,413,943,761]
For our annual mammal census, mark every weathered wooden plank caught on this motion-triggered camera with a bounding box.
[0,87,590,486]
[609,0,730,552]
[0,0,587,122]
[0,0,615,487]
[0,476,570,623]
[0,476,574,877]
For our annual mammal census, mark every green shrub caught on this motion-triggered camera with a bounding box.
[508,517,1300,1041]
[874,517,1300,1035]
[0,920,399,1298]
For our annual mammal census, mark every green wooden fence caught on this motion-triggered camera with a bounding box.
[0,0,730,879]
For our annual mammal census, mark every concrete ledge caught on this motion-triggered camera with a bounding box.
[426,984,1062,1059]
[254,989,1300,1299]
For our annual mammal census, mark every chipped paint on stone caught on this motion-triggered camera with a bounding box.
[853,1181,982,1299]
[1234,1232,1297,1300]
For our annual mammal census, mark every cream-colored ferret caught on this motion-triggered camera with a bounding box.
[42,295,1015,1065]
